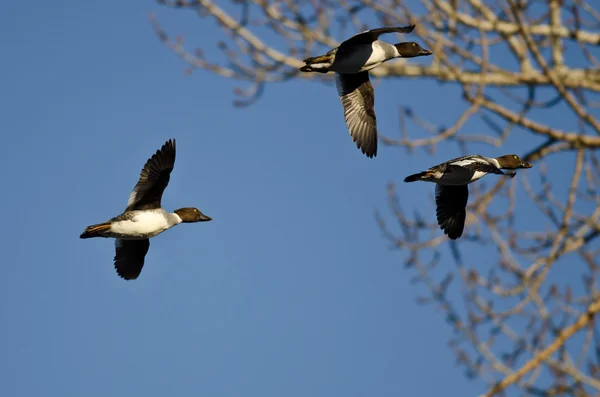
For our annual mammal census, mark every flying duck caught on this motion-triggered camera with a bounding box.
[299,25,432,158]
[404,154,533,239]
[80,139,212,280]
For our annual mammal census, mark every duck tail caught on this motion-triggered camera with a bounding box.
[404,171,432,183]
[299,54,332,73]
[80,222,111,239]
[303,54,330,64]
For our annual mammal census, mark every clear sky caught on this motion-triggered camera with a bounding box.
[0,1,582,397]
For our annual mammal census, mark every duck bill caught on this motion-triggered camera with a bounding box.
[420,49,433,56]
[520,162,533,169]
[199,214,212,222]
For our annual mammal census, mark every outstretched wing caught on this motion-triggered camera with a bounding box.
[114,239,150,280]
[344,25,415,46]
[126,139,176,211]
[435,184,469,240]
[335,72,378,158]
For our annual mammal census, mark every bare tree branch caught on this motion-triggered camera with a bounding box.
[153,0,600,395]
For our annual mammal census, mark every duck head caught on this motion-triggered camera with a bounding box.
[394,42,432,58]
[174,207,212,223]
[496,154,533,170]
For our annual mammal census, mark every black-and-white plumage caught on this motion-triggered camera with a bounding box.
[406,155,508,185]
[301,26,422,75]
[335,72,377,157]
[80,139,212,280]
[435,184,469,240]
[404,154,533,239]
[126,139,177,211]
[114,239,150,280]
[299,26,432,158]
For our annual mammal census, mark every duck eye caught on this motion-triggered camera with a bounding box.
[412,43,416,46]
[194,208,198,212]
[513,155,518,159]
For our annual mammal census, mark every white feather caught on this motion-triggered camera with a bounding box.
[362,42,396,70]
[487,157,501,168]
[332,42,396,73]
[438,157,492,185]
[110,211,181,239]
[470,171,487,182]
[308,62,332,70]
[450,158,484,167]
[369,42,389,60]
[449,156,497,183]
[127,191,140,209]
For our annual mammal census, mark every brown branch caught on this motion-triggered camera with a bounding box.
[482,297,600,397]
[154,1,600,395]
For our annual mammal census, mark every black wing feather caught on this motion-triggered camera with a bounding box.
[343,25,415,46]
[114,239,150,280]
[435,184,469,240]
[126,139,176,211]
[455,162,504,175]
[335,72,378,157]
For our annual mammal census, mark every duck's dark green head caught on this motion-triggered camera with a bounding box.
[394,42,432,57]
[174,207,212,223]
[496,154,533,170]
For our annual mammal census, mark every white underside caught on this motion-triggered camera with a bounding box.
[109,211,180,239]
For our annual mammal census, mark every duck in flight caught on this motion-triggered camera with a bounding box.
[80,139,212,280]
[300,25,432,158]
[404,154,533,239]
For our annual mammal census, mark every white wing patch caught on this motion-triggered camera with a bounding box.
[450,157,488,167]
[127,190,141,209]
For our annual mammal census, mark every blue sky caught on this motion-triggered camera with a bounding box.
[0,1,585,396]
